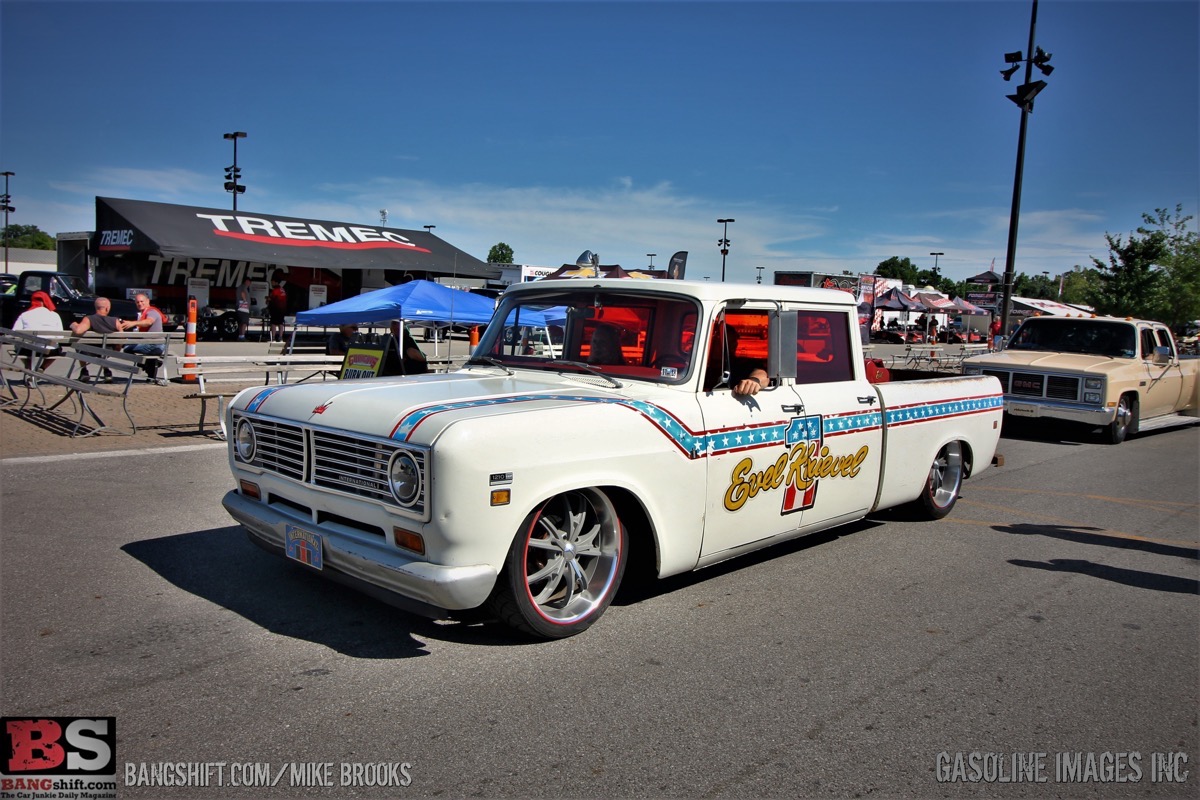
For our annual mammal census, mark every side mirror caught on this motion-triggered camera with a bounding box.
[768,310,798,381]
[1151,345,1172,365]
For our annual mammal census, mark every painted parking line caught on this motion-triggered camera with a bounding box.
[2,442,227,466]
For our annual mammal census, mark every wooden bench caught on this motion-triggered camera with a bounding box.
[172,353,346,438]
[2,336,141,437]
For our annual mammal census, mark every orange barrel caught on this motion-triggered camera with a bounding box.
[183,298,198,382]
[469,325,480,347]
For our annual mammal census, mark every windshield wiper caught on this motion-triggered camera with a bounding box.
[464,356,514,375]
[555,360,623,389]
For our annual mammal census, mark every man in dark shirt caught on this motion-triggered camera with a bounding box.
[69,297,122,381]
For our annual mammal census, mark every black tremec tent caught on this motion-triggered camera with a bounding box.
[93,197,497,279]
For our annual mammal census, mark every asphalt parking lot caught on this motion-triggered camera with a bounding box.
[2,395,1196,798]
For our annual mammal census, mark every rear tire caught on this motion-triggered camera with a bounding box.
[487,488,627,639]
[914,441,963,520]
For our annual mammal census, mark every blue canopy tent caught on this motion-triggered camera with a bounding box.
[296,279,500,327]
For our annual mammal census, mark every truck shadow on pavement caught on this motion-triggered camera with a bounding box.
[120,526,528,656]
[994,522,1199,561]
[1008,558,1199,595]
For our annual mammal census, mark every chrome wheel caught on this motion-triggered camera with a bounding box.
[1107,394,1137,444]
[918,441,963,519]
[489,488,626,638]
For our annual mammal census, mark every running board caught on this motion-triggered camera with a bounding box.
[1137,414,1200,433]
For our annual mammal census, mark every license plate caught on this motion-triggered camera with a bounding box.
[1007,402,1038,418]
[285,524,324,570]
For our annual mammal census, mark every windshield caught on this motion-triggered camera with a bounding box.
[474,288,701,384]
[1007,318,1137,358]
[53,274,90,299]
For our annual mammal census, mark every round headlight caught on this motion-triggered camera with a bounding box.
[388,452,421,506]
[234,419,257,462]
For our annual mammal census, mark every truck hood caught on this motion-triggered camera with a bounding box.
[965,350,1130,375]
[232,368,635,445]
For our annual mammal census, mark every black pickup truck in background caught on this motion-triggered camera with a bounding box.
[1,271,138,328]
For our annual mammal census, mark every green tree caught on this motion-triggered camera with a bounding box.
[1059,266,1105,306]
[1089,224,1167,319]
[487,242,514,264]
[1,224,55,250]
[874,256,919,285]
[1138,205,1200,330]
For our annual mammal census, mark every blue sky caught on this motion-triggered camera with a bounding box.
[2,0,1197,283]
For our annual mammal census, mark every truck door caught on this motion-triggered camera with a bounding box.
[1140,326,1184,417]
[782,308,884,530]
[697,306,884,558]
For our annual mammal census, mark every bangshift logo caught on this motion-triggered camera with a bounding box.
[2,717,115,775]
[195,214,432,253]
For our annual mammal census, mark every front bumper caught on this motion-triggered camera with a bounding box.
[222,489,498,616]
[1003,396,1117,426]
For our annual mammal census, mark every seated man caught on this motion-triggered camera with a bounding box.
[704,322,768,396]
[326,324,360,357]
[586,324,624,366]
[117,292,169,384]
[379,321,429,376]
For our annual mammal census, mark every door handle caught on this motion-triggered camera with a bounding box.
[857,395,878,405]
[781,403,805,414]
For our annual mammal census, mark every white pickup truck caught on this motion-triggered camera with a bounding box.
[222,279,1003,638]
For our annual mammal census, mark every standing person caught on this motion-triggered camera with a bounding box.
[989,316,1003,350]
[118,292,169,384]
[70,296,121,381]
[13,291,64,370]
[268,274,288,343]
[236,277,252,341]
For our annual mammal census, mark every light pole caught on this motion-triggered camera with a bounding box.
[756,266,764,284]
[717,218,734,282]
[223,131,247,210]
[380,209,388,227]
[646,253,656,268]
[1,171,13,274]
[930,251,944,280]
[998,0,1054,337]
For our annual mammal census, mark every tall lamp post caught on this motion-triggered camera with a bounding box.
[646,253,656,268]
[998,0,1054,337]
[930,251,944,280]
[424,225,436,235]
[223,131,247,210]
[717,218,734,282]
[1,171,13,275]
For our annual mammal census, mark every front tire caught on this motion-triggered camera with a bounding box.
[1106,394,1138,444]
[915,441,963,520]
[488,488,627,639]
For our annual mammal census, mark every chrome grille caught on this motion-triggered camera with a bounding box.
[1046,375,1080,400]
[233,413,429,519]
[250,419,306,480]
[987,369,1083,401]
[1011,372,1045,397]
[312,430,399,504]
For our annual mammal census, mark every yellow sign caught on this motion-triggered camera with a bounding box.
[340,345,385,380]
